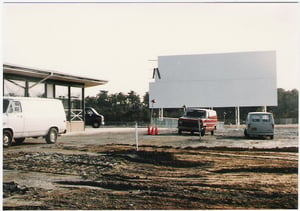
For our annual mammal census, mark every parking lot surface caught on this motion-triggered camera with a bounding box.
[61,125,298,149]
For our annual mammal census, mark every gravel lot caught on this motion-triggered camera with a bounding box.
[3,125,298,209]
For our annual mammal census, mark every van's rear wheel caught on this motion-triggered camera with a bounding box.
[3,130,13,147]
[45,128,58,144]
[244,129,249,138]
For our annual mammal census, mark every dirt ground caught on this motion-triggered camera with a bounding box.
[3,125,298,209]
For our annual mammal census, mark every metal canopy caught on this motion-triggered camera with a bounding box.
[3,64,108,88]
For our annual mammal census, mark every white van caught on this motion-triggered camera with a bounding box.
[244,112,274,139]
[3,97,67,147]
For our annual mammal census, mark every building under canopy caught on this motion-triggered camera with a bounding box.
[3,63,108,132]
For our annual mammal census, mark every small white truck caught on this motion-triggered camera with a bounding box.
[3,97,67,147]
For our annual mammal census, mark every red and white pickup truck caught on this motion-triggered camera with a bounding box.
[178,108,218,136]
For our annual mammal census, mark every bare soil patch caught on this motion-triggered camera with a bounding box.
[3,139,298,209]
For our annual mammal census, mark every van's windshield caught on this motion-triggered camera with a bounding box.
[185,110,206,118]
[3,99,9,113]
[90,107,101,116]
[250,114,271,122]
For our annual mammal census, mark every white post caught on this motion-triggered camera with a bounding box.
[238,106,240,126]
[263,106,267,112]
[235,106,240,126]
[159,108,164,120]
[198,120,202,140]
[150,102,154,125]
[135,122,139,151]
[235,107,237,125]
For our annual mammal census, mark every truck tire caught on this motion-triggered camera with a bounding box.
[15,138,25,145]
[211,126,217,135]
[45,128,58,144]
[201,128,206,136]
[3,130,13,147]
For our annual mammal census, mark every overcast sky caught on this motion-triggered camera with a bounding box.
[3,2,299,97]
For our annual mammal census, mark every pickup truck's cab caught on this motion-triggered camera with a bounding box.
[178,108,218,136]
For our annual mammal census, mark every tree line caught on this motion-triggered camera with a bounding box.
[85,90,150,125]
[85,88,298,125]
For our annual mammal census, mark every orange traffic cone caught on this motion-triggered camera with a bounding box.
[154,126,158,135]
[151,126,154,135]
[147,125,151,135]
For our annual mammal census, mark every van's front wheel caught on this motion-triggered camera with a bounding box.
[3,130,13,147]
[92,121,100,128]
[45,128,58,144]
